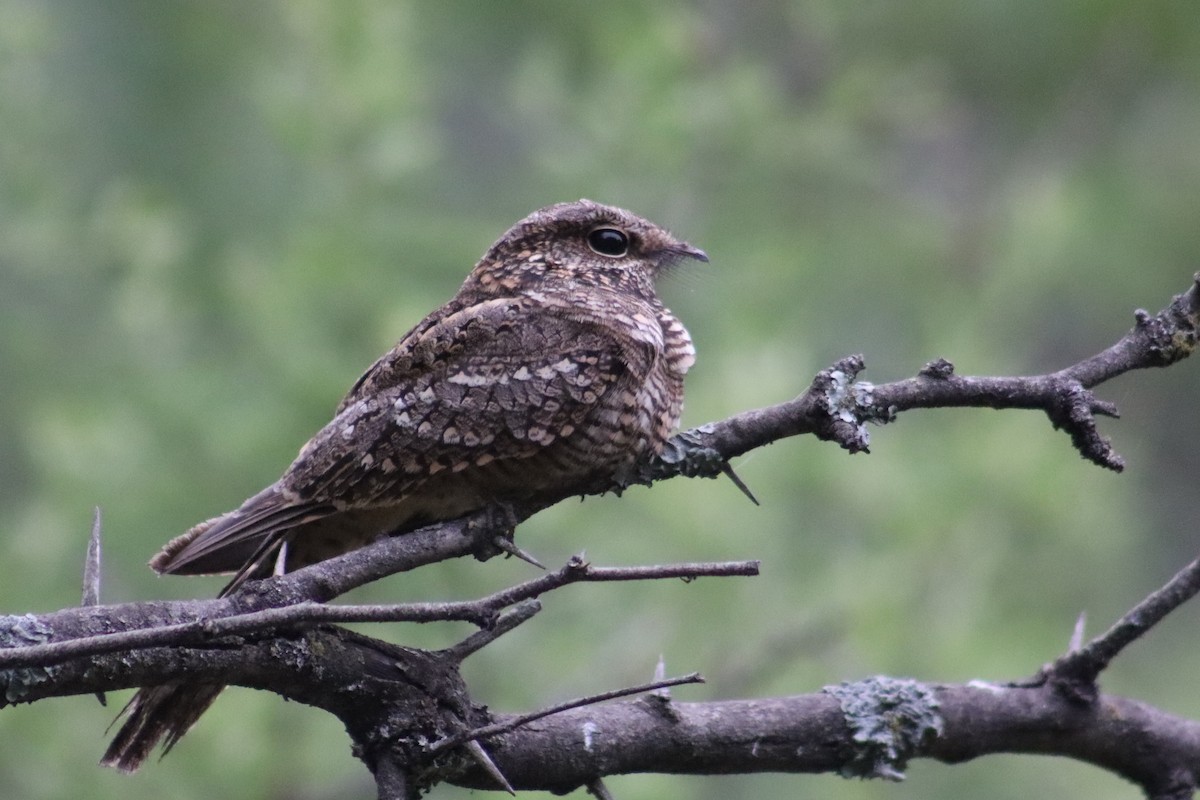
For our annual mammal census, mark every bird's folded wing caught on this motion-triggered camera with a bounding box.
[151,299,651,585]
[287,299,651,506]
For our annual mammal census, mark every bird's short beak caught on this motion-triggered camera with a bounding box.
[673,243,709,263]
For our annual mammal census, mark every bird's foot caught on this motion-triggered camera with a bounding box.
[469,502,545,568]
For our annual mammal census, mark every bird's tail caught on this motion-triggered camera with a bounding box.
[100,682,225,772]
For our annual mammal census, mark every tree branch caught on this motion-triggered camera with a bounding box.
[644,272,1199,477]
[1,276,1197,796]
[429,672,706,755]
[0,558,757,672]
[443,680,1200,796]
[438,502,1200,797]
[1047,550,1200,699]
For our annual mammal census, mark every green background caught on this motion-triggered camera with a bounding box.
[2,2,1199,798]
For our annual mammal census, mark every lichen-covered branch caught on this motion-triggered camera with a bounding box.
[434,526,1200,798]
[443,679,1200,797]
[648,273,1198,475]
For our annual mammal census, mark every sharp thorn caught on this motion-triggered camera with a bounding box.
[272,539,290,577]
[82,506,102,608]
[1069,611,1087,652]
[492,535,546,569]
[720,462,760,506]
[587,777,616,800]
[464,739,515,795]
[652,654,671,699]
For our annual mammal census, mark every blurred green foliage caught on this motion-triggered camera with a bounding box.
[2,2,1199,798]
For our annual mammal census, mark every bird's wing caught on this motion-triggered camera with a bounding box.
[285,295,654,506]
[149,485,332,593]
[152,297,651,589]
[333,294,473,416]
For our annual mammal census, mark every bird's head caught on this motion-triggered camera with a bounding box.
[466,199,708,300]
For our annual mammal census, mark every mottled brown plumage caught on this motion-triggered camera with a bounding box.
[102,199,706,771]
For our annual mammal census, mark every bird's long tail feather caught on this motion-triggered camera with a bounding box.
[101,683,225,772]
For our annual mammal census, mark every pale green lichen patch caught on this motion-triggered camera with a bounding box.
[823,675,943,781]
[0,614,55,704]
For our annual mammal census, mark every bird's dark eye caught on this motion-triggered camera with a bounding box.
[587,227,629,258]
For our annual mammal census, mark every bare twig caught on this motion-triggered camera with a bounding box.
[1051,551,1200,690]
[467,556,761,613]
[442,600,542,661]
[429,672,705,755]
[0,559,757,670]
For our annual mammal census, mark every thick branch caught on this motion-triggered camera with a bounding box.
[445,681,1200,797]
[429,672,706,755]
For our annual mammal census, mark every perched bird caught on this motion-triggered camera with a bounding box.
[102,199,707,771]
